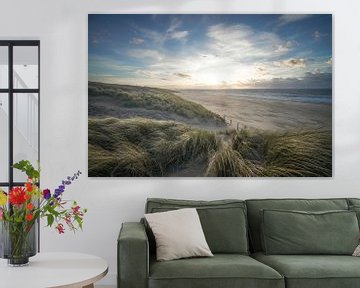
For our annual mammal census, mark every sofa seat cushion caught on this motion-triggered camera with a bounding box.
[252,252,360,288]
[149,254,284,288]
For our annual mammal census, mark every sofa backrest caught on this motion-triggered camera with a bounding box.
[145,198,249,254]
[348,198,360,207]
[245,198,349,252]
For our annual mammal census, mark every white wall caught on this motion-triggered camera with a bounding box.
[1,0,360,286]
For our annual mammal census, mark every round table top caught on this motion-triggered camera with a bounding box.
[0,252,108,288]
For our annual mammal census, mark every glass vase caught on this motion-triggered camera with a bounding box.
[0,220,37,266]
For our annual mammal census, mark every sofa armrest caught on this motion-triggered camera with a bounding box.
[118,222,149,288]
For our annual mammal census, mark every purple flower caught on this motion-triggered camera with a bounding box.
[43,189,51,200]
[54,171,82,199]
[54,189,63,198]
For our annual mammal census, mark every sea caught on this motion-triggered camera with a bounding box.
[179,89,332,105]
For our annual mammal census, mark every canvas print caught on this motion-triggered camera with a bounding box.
[88,14,332,177]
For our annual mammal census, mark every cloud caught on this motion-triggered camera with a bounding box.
[136,27,164,44]
[255,65,269,76]
[170,31,189,40]
[90,30,112,44]
[167,18,182,33]
[137,18,189,44]
[174,72,191,78]
[314,31,321,40]
[275,58,306,68]
[166,18,189,41]
[278,14,312,26]
[274,40,297,53]
[128,49,163,61]
[136,69,163,78]
[206,23,289,62]
[252,72,332,89]
[118,23,315,88]
[130,37,144,45]
[313,30,327,40]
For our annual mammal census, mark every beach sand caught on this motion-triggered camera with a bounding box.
[177,90,332,131]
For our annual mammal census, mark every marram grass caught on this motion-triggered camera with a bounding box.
[89,117,332,177]
[230,128,332,177]
[89,117,218,177]
[205,147,265,177]
[89,81,225,127]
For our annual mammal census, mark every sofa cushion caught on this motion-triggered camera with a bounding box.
[252,252,360,288]
[261,209,359,255]
[146,198,248,254]
[347,198,360,207]
[145,208,213,261]
[246,198,349,252]
[149,254,284,288]
[349,205,360,228]
[346,199,360,229]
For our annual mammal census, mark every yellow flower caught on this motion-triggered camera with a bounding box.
[0,190,7,206]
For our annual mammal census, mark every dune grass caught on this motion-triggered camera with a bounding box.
[89,81,225,126]
[89,117,218,177]
[89,116,332,177]
[205,147,265,177]
[211,128,332,177]
[263,129,332,176]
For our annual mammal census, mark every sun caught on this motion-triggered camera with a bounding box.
[191,64,263,89]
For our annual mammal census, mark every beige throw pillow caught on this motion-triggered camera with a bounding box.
[353,244,360,256]
[145,208,213,261]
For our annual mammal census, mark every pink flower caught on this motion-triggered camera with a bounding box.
[0,208,3,220]
[65,214,71,225]
[56,223,65,234]
[72,205,80,215]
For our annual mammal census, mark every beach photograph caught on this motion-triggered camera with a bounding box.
[88,14,332,177]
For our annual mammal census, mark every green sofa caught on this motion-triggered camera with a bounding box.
[118,198,360,288]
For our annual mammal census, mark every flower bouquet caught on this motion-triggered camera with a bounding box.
[0,160,87,266]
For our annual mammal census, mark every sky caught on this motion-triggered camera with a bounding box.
[88,14,332,89]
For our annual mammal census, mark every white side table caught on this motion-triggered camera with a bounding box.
[0,252,108,288]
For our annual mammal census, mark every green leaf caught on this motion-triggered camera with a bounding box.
[75,216,83,230]
[47,214,54,227]
[12,160,40,180]
[44,204,60,217]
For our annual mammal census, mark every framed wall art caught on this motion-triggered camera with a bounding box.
[88,14,332,177]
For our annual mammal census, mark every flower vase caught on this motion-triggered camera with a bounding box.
[0,220,37,266]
